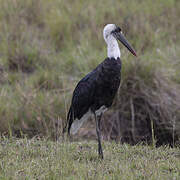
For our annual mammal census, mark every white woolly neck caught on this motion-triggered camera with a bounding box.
[105,35,121,59]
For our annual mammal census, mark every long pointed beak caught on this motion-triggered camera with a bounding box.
[114,32,137,57]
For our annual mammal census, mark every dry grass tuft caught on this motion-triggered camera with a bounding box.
[102,60,180,146]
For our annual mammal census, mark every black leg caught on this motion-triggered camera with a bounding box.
[94,113,103,159]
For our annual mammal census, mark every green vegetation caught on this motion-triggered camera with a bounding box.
[0,0,179,144]
[0,137,179,179]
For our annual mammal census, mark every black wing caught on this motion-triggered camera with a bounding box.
[64,71,97,134]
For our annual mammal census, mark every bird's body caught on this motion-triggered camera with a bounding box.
[67,57,121,135]
[63,24,137,159]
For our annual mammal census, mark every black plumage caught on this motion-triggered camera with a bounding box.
[67,57,121,133]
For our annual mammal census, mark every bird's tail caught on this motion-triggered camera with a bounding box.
[63,106,73,135]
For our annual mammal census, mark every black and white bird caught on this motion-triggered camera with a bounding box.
[63,24,137,159]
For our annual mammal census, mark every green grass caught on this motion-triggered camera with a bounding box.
[0,137,179,179]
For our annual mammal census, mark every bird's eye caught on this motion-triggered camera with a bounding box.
[112,27,121,34]
[111,26,122,35]
[117,27,121,32]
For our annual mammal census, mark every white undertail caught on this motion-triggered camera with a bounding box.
[70,109,92,135]
[70,106,107,135]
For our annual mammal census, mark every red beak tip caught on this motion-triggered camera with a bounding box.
[133,52,137,57]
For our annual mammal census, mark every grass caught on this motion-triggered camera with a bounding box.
[0,137,179,179]
[0,138,180,180]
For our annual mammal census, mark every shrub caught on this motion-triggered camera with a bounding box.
[102,59,180,146]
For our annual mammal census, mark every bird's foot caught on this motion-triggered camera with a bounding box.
[99,153,103,159]
[98,149,104,159]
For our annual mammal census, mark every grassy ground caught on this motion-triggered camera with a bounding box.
[0,137,179,179]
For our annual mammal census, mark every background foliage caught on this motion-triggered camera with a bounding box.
[0,0,179,145]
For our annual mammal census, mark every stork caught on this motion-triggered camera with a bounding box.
[63,24,137,159]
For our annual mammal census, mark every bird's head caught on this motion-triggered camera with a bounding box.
[103,24,137,57]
